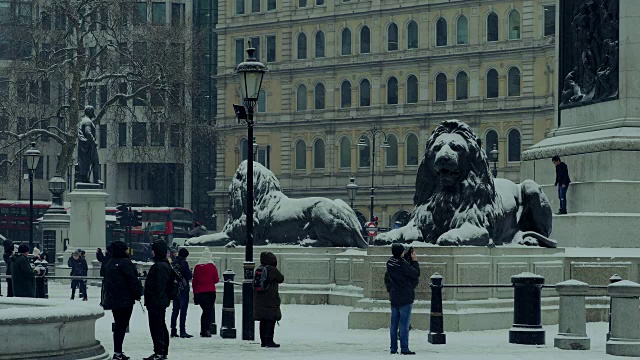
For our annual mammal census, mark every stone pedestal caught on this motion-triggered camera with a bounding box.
[554,280,590,350]
[67,186,108,265]
[606,280,640,357]
[521,0,640,248]
[38,205,70,265]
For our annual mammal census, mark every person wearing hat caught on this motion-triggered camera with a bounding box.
[170,248,193,338]
[68,249,88,300]
[3,239,14,297]
[191,249,220,338]
[384,244,420,355]
[10,244,40,298]
[102,241,142,360]
[144,240,172,360]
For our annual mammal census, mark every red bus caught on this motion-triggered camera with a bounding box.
[0,200,52,245]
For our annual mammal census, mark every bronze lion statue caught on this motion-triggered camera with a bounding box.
[375,120,556,247]
[187,161,368,248]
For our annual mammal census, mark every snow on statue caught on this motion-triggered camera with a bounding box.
[375,120,556,248]
[186,161,368,248]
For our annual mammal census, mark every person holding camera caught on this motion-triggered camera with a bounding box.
[384,244,420,355]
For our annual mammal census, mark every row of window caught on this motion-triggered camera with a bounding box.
[105,122,183,148]
[239,129,522,171]
[288,68,521,112]
[235,6,555,62]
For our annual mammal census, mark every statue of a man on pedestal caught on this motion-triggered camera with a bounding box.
[77,106,101,184]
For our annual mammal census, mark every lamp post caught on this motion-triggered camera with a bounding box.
[357,125,390,222]
[24,142,41,250]
[346,177,359,209]
[48,172,67,210]
[490,144,499,178]
[234,41,267,341]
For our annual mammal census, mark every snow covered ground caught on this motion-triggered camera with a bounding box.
[36,283,621,359]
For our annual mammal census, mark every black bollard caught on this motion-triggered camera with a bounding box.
[509,273,545,345]
[220,270,237,339]
[428,273,446,344]
[607,274,623,341]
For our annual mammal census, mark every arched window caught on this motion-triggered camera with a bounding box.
[508,67,521,96]
[406,134,419,166]
[487,12,499,42]
[296,84,307,111]
[485,130,498,156]
[456,71,469,100]
[360,79,371,107]
[358,136,370,167]
[457,15,468,45]
[295,140,307,170]
[339,137,351,168]
[240,138,248,161]
[435,73,447,102]
[508,129,521,162]
[257,89,267,112]
[341,28,352,55]
[360,26,371,54]
[387,23,398,51]
[314,83,325,110]
[406,75,418,104]
[407,20,418,49]
[315,31,325,58]
[508,10,521,40]
[386,135,398,167]
[436,18,447,46]
[486,69,499,98]
[387,77,398,105]
[297,33,307,60]
[313,139,325,169]
[341,80,351,108]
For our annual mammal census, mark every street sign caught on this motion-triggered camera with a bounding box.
[366,222,378,237]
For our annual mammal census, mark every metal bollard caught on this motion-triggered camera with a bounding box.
[606,274,622,341]
[428,273,446,344]
[509,272,545,345]
[220,270,237,339]
[554,280,590,350]
[606,280,640,356]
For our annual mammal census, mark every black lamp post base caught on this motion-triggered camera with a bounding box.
[221,328,236,339]
[242,261,256,341]
[428,332,446,345]
[509,328,545,345]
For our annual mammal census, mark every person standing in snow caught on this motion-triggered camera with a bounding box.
[384,244,420,355]
[170,248,193,338]
[68,250,88,300]
[3,239,14,297]
[102,241,142,360]
[97,245,112,277]
[10,244,40,298]
[144,240,172,360]
[552,155,571,215]
[192,254,220,337]
[254,251,285,348]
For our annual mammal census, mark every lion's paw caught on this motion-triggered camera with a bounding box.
[436,232,461,246]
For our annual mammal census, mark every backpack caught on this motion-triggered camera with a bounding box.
[253,265,270,292]
[169,261,188,299]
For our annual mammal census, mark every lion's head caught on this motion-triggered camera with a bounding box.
[228,160,283,223]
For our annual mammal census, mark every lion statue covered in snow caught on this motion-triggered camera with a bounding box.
[187,161,368,248]
[375,120,556,248]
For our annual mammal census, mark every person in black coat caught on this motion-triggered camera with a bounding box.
[552,155,571,214]
[3,239,14,297]
[170,248,193,338]
[97,245,112,277]
[253,251,285,348]
[384,244,420,355]
[143,240,172,360]
[68,250,88,300]
[102,241,142,360]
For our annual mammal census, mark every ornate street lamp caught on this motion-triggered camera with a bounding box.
[357,125,389,222]
[234,41,267,342]
[346,177,359,209]
[490,144,499,178]
[48,171,67,211]
[24,142,41,250]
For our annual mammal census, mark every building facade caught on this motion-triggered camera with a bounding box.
[212,0,557,230]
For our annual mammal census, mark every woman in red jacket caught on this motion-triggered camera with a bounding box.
[192,255,220,337]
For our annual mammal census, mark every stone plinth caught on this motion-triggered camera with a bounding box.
[39,205,70,264]
[67,187,108,265]
[554,280,590,350]
[0,297,108,359]
[606,280,640,357]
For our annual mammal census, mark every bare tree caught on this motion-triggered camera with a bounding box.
[0,0,214,188]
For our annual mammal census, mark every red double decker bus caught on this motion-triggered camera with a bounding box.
[0,200,52,245]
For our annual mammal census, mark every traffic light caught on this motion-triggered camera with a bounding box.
[132,210,143,227]
[116,205,129,227]
[373,216,379,226]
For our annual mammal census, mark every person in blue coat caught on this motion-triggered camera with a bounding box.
[68,250,88,300]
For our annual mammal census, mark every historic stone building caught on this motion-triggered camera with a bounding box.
[212,0,557,230]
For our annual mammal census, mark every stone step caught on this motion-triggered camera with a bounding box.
[551,212,640,248]
[540,181,640,214]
